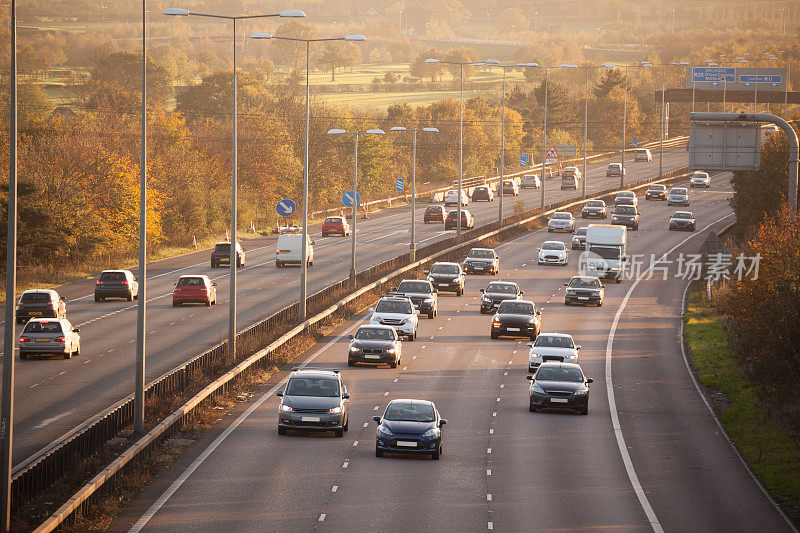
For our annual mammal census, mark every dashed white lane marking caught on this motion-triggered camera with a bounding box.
[487,448,492,453]
[402,367,407,370]
[492,412,497,417]
[319,514,326,522]
[447,317,452,321]
[373,405,380,411]
[429,336,434,340]
[421,345,426,349]
[168,322,175,326]
[108,349,114,353]
[84,359,91,364]
[507,360,512,364]
[500,384,504,389]
[331,486,338,493]
[489,429,494,434]
[512,350,517,354]
[503,372,508,376]
[128,339,135,343]
[149,330,156,334]
[393,378,398,383]
[496,397,501,402]
[29,383,39,388]
[362,422,369,428]
[384,392,389,396]
[353,441,359,447]
[412,356,417,360]
[488,522,494,530]
[487,494,493,501]
[342,460,349,469]
[438,326,443,330]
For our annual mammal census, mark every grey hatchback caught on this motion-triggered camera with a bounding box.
[95,270,139,301]
[19,318,81,359]
[276,369,350,437]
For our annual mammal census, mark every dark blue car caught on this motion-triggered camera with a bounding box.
[373,399,446,460]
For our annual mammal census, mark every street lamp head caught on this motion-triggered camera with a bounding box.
[422,127,439,133]
[390,126,407,132]
[279,9,306,17]
[425,58,440,64]
[365,129,386,135]
[471,62,485,66]
[327,129,347,135]
[163,7,190,16]
[704,59,714,63]
[601,62,615,68]
[708,62,717,66]
[250,32,273,39]
[344,34,366,41]
[516,62,539,67]
[672,61,689,65]
[484,59,500,65]
[559,64,578,68]
[739,59,748,63]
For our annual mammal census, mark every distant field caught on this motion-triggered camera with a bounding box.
[309,63,530,87]
[318,89,495,109]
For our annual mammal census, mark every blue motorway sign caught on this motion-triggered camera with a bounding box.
[395,178,404,192]
[275,199,296,217]
[631,137,638,148]
[739,74,783,86]
[342,190,361,207]
[692,67,735,83]
[519,153,529,167]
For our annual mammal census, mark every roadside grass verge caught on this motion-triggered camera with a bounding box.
[684,285,800,525]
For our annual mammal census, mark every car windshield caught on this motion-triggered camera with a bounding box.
[498,301,534,314]
[177,277,205,287]
[569,277,600,288]
[375,300,413,314]
[552,213,571,220]
[586,200,604,207]
[534,335,575,348]
[636,150,647,155]
[608,164,620,169]
[671,188,687,195]
[23,321,63,334]
[99,271,126,281]
[673,212,693,219]
[589,245,621,260]
[213,244,230,253]
[397,281,432,293]
[575,228,587,236]
[563,167,577,173]
[503,180,514,186]
[615,206,636,215]
[384,403,436,422]
[536,367,584,382]
[541,242,565,250]
[21,292,52,302]
[486,283,517,294]
[285,377,340,397]
[355,327,395,341]
[468,249,494,259]
[476,187,488,192]
[431,264,459,275]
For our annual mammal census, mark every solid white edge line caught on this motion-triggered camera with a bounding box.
[678,282,799,533]
[127,317,367,533]
[605,211,734,533]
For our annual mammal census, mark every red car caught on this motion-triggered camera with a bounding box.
[424,205,446,224]
[173,275,217,307]
[322,216,351,237]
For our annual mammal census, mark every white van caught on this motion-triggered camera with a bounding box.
[276,234,314,267]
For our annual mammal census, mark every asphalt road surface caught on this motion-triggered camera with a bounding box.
[6,149,690,466]
[112,175,795,532]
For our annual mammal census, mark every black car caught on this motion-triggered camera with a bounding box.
[611,205,640,230]
[528,362,592,415]
[564,276,604,306]
[669,211,696,231]
[394,280,438,318]
[463,248,499,275]
[424,205,446,224]
[571,228,587,250]
[16,290,67,324]
[95,269,139,302]
[425,262,465,296]
[472,185,494,202]
[581,199,607,219]
[645,184,667,200]
[374,399,446,460]
[480,281,522,313]
[276,369,350,437]
[347,325,401,367]
[211,241,246,268]
[491,299,541,340]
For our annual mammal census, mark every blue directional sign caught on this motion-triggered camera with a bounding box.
[519,153,529,167]
[631,138,638,148]
[739,74,783,86]
[275,199,296,217]
[692,67,735,83]
[395,178,404,192]
[342,190,361,207]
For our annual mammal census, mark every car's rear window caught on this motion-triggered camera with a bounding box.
[671,188,687,194]
[426,206,442,214]
[636,150,647,155]
[214,244,230,253]
[325,217,343,224]
[21,293,52,302]
[23,321,63,334]
[486,283,517,294]
[397,281,432,294]
[177,277,206,287]
[576,228,587,236]
[99,271,126,281]
[286,377,340,397]
[498,301,533,314]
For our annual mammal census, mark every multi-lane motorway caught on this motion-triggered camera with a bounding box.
[7,150,691,467]
[111,174,794,532]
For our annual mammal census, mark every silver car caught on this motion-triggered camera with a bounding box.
[689,172,711,188]
[547,212,575,232]
[276,369,350,437]
[667,187,690,206]
[19,318,81,359]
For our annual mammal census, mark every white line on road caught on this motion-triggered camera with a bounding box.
[487,469,491,475]
[331,486,338,493]
[319,514,326,522]
[487,494,492,501]
[353,441,358,447]
[487,448,492,454]
[342,460,349,469]
[362,422,368,428]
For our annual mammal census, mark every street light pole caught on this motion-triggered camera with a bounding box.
[541,67,549,208]
[0,0,17,527]
[621,66,627,188]
[164,7,306,365]
[327,128,385,288]
[499,66,506,224]
[583,67,589,199]
[134,0,147,436]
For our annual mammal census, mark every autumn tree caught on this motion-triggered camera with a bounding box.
[89,51,173,110]
[409,48,446,82]
[175,71,277,121]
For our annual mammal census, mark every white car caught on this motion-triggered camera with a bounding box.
[537,241,569,266]
[444,189,469,206]
[521,174,541,188]
[689,172,711,188]
[369,296,419,340]
[527,333,581,372]
[634,148,653,162]
[547,212,575,232]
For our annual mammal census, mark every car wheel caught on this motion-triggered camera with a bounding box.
[580,407,588,415]
[431,450,440,460]
[74,343,80,357]
[598,301,603,307]
[375,447,384,458]
[334,428,344,438]
[205,299,212,307]
[64,350,71,360]
[343,417,349,432]
[428,309,434,319]
[529,403,537,413]
[347,360,355,367]
[490,331,498,339]
[278,426,288,435]
[276,261,282,268]
[94,295,101,302]
[19,353,27,360]
[173,302,181,307]
[133,292,138,300]
[390,359,398,368]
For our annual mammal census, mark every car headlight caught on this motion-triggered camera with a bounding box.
[529,352,540,360]
[451,277,461,283]
[349,346,359,353]
[482,296,490,302]
[566,288,576,295]
[328,406,342,414]
[281,404,294,412]
[574,389,589,395]
[377,425,393,436]
[531,383,545,394]
[386,347,396,354]
[422,427,440,438]
[424,297,435,303]
[527,317,537,323]
[427,276,434,282]
[567,353,577,359]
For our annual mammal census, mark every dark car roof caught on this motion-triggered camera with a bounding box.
[537,361,583,371]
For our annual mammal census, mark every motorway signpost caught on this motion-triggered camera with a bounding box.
[342,190,360,207]
[395,178,404,192]
[686,67,787,91]
[519,153,529,167]
[631,137,638,147]
[545,146,559,165]
[275,199,297,217]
